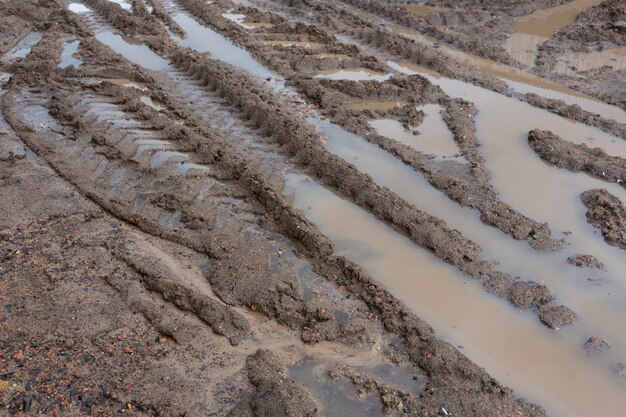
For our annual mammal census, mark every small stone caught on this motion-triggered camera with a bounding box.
[13,351,24,361]
[23,396,32,412]
[614,362,626,377]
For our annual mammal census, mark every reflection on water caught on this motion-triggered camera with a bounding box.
[59,40,83,69]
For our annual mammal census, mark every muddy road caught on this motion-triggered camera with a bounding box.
[1,0,625,416]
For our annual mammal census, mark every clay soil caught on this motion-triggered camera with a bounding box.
[1,0,624,416]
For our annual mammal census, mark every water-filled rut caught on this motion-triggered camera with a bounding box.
[6,1,625,416]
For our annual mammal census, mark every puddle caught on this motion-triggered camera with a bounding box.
[285,173,626,417]
[106,0,132,11]
[71,6,626,415]
[555,46,626,77]
[222,12,273,29]
[400,4,446,15]
[94,32,171,71]
[389,59,626,130]
[163,3,274,79]
[310,53,351,61]
[139,96,165,111]
[504,79,626,123]
[383,21,626,115]
[314,68,393,82]
[345,101,406,111]
[506,0,603,67]
[510,0,603,38]
[59,40,83,69]
[151,150,186,168]
[504,32,545,68]
[18,104,62,133]
[387,60,441,78]
[333,0,626,120]
[289,357,385,417]
[97,78,148,91]
[67,3,91,13]
[2,32,43,62]
[368,104,461,159]
[263,40,324,49]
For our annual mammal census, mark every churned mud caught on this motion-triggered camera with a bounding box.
[2,0,626,416]
[528,129,626,187]
[581,188,626,249]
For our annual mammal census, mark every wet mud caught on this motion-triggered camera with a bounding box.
[2,0,626,416]
[581,188,626,249]
[528,129,626,186]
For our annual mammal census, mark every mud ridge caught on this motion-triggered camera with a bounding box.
[267,0,510,93]
[327,363,420,415]
[521,93,626,140]
[170,46,577,327]
[174,0,564,249]
[83,0,164,36]
[528,129,626,187]
[4,85,378,348]
[0,2,599,415]
[335,0,516,66]
[112,235,252,345]
[227,350,318,417]
[267,0,626,126]
[581,188,626,249]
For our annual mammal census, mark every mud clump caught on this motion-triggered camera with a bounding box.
[227,350,318,417]
[522,93,626,139]
[552,0,626,48]
[566,254,605,269]
[528,129,626,186]
[581,189,626,249]
[583,336,611,354]
[327,364,419,415]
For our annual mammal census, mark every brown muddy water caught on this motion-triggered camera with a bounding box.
[376,13,626,120]
[389,59,626,123]
[314,68,394,82]
[368,104,462,160]
[69,2,626,416]
[506,0,603,67]
[285,174,626,417]
[510,0,603,38]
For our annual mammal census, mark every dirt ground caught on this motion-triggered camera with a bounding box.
[1,0,625,416]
